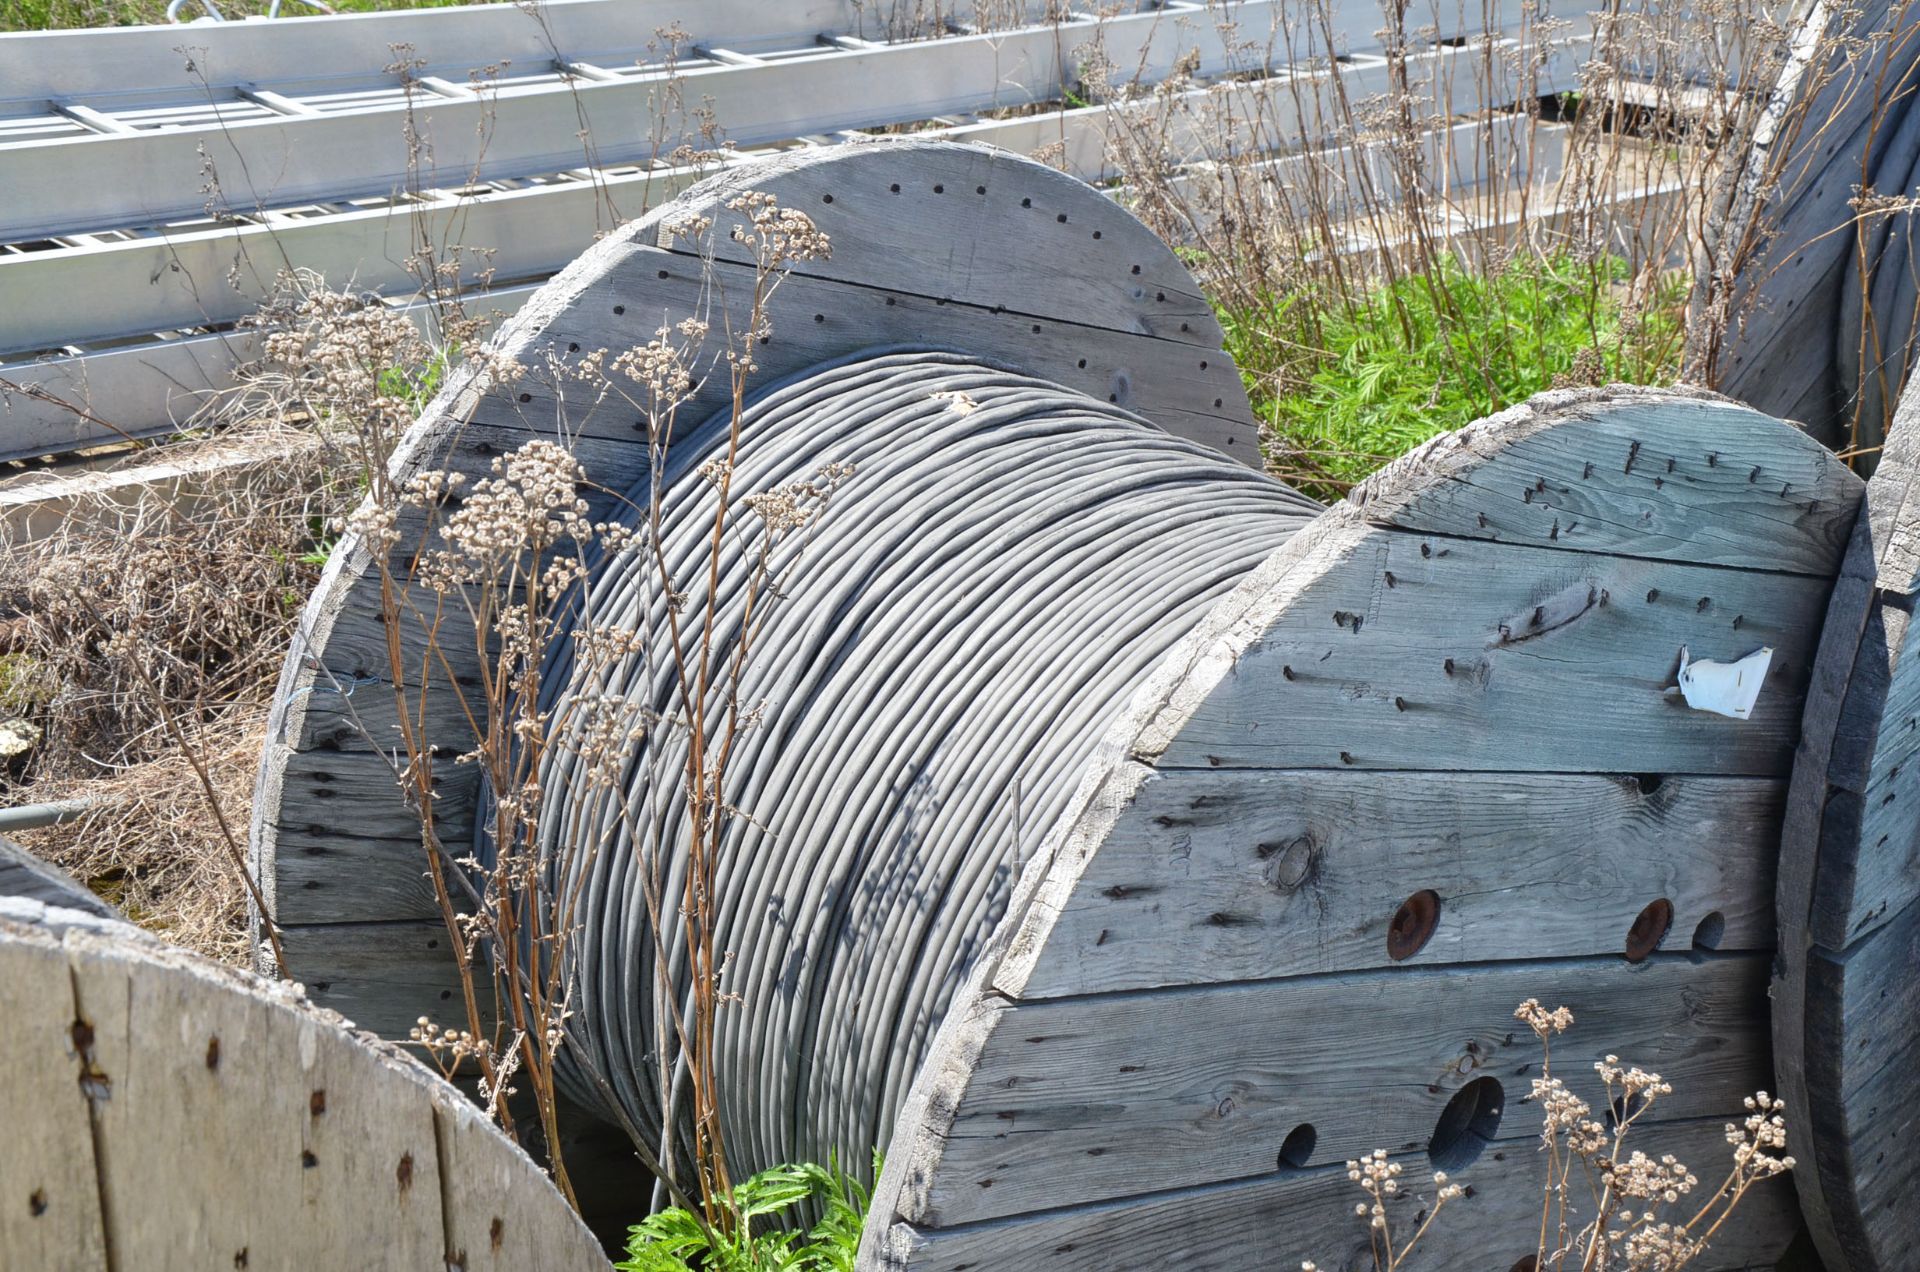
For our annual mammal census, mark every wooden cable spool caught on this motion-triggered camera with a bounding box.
[862,386,1860,1271]
[499,347,1315,1175]
[251,139,1869,1267]
[1775,375,1920,1272]
[0,897,604,1270]
[1692,0,1920,452]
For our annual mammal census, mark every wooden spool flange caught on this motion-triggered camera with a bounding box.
[250,138,1264,1026]
[1689,0,1920,449]
[251,138,1873,1267]
[861,387,1863,1270]
[0,898,604,1270]
[1775,379,1920,1272]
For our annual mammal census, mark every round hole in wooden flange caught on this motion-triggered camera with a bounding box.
[1277,1123,1316,1169]
[1387,889,1441,961]
[1428,1076,1503,1172]
[1625,898,1674,962]
[1691,910,1725,952]
[1632,773,1664,795]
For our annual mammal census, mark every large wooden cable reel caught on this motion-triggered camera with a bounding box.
[0,897,603,1270]
[254,140,1868,1267]
[1774,379,1920,1272]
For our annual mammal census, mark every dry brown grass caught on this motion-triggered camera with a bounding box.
[0,409,358,962]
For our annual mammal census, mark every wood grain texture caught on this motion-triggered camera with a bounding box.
[252,141,1268,1004]
[0,903,602,1270]
[1690,0,1911,434]
[872,1116,1798,1272]
[1350,386,1862,575]
[1008,767,1781,998]
[1775,374,1920,1272]
[1144,508,1832,775]
[866,386,1851,1269]
[905,953,1769,1227]
[664,141,1225,348]
[0,911,106,1271]
[275,920,477,1036]
[0,837,116,918]
[483,242,1257,457]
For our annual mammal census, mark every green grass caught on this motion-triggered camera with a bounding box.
[0,0,480,32]
[617,1159,872,1272]
[1221,252,1686,500]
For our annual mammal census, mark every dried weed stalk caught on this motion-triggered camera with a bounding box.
[1299,999,1794,1272]
[337,189,839,1226]
[1092,0,1874,492]
[0,417,352,963]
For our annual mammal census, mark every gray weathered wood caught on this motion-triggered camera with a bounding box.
[0,837,116,919]
[865,385,1854,1269]
[871,1116,1797,1272]
[1696,0,1918,439]
[0,913,106,1272]
[1774,369,1920,1272]
[275,920,477,1036]
[457,241,1258,457]
[665,142,1224,347]
[1143,508,1832,775]
[1008,768,1781,999]
[905,953,1769,1227]
[1350,386,1861,575]
[0,905,601,1269]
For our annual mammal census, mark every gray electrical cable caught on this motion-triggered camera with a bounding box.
[479,349,1318,1177]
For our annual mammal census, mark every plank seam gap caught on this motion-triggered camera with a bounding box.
[1360,514,1847,581]
[1003,948,1766,1010]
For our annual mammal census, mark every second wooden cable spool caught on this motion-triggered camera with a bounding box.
[255,140,1866,1268]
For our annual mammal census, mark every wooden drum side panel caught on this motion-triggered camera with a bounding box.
[866,387,1865,1270]
[252,139,1273,1031]
[1775,380,1920,1272]
[0,900,605,1271]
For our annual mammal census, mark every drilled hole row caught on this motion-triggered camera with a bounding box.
[1384,890,1721,963]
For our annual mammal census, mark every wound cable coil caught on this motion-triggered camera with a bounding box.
[487,349,1317,1175]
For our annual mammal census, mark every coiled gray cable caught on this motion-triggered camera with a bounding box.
[481,349,1317,1177]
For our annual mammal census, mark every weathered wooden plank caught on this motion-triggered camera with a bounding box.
[1003,768,1780,999]
[276,920,474,1037]
[473,240,1258,460]
[265,759,471,926]
[0,836,115,918]
[1695,0,1913,432]
[68,928,446,1266]
[1775,366,1920,1272]
[1797,893,1920,1271]
[872,1116,1797,1272]
[1867,376,1920,590]
[1349,387,1862,576]
[669,141,1223,347]
[0,908,601,1269]
[0,917,106,1271]
[1142,510,1831,775]
[900,953,1769,1227]
[1805,601,1920,947]
[437,1093,604,1271]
